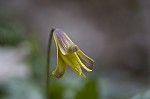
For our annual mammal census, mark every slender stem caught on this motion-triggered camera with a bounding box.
[47,29,55,99]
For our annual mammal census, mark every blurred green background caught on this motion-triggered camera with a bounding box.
[0,0,150,99]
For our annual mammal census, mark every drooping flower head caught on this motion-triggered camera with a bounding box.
[52,29,94,78]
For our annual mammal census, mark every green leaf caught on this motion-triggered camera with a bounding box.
[75,78,99,99]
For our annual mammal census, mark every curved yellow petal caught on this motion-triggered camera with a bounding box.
[77,50,94,70]
[73,68,86,78]
[59,50,82,74]
[53,29,78,55]
[52,34,66,78]
[52,55,66,78]
[73,52,92,72]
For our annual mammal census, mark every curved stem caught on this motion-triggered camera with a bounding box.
[47,28,55,99]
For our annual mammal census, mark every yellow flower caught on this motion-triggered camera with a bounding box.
[52,29,94,78]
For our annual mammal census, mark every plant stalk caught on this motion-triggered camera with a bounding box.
[47,29,55,99]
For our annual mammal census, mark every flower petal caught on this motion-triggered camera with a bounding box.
[52,55,66,78]
[53,29,78,55]
[77,50,94,70]
[52,35,66,78]
[72,68,86,78]
[73,52,92,72]
[59,50,83,74]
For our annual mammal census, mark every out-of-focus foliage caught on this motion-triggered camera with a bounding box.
[50,81,65,99]
[26,37,46,86]
[0,21,25,46]
[75,78,99,99]
[0,78,43,99]
[0,20,45,99]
